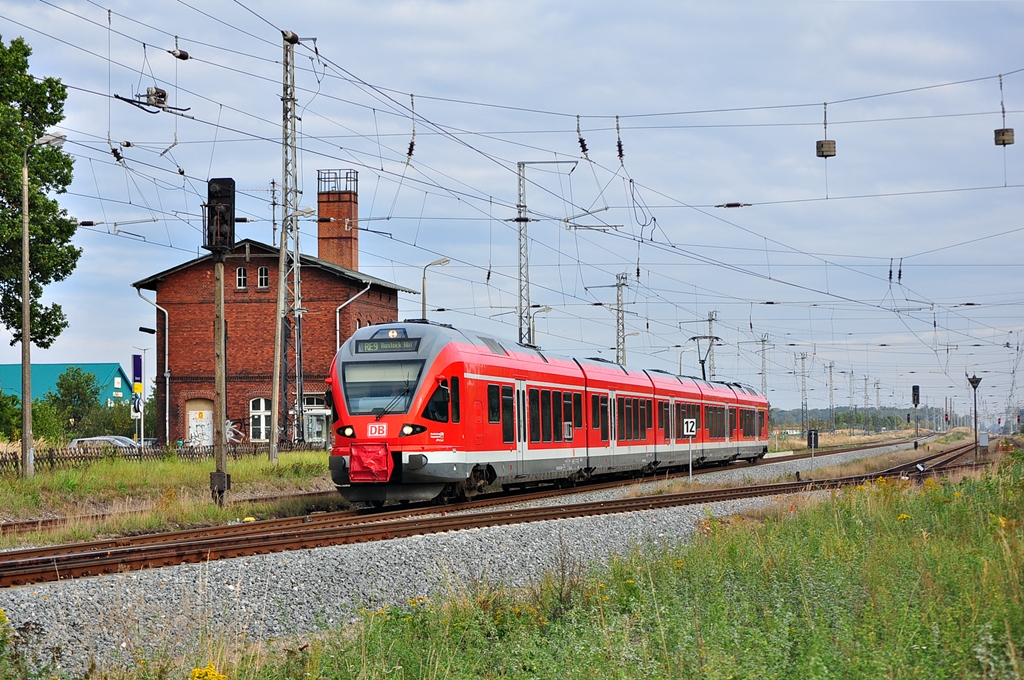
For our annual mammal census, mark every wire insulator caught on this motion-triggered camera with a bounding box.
[407,140,415,159]
[616,115,624,164]
[576,115,589,159]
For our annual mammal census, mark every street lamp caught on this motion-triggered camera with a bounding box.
[968,374,982,463]
[530,305,552,344]
[421,256,449,320]
[21,132,67,479]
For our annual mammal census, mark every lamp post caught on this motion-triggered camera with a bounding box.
[21,132,67,479]
[530,305,552,344]
[421,257,449,320]
[968,374,982,463]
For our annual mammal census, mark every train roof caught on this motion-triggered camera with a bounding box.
[340,321,765,405]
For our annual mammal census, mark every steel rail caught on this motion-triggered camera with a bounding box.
[0,441,981,588]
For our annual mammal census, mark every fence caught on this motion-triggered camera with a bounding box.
[0,441,329,475]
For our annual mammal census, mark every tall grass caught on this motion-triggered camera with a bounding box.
[5,450,1021,678]
[239,450,1021,679]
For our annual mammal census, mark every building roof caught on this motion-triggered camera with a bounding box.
[131,238,416,294]
[0,363,132,403]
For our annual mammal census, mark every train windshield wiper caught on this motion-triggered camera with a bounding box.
[374,382,411,421]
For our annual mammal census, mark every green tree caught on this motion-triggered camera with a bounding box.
[31,397,67,444]
[78,401,134,438]
[0,391,19,439]
[44,366,100,429]
[143,381,157,440]
[0,36,80,348]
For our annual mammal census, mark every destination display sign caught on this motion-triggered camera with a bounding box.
[355,338,420,354]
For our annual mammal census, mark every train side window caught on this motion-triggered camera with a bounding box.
[633,398,641,440]
[451,376,461,424]
[729,407,736,435]
[639,399,647,440]
[618,397,627,442]
[529,389,541,443]
[541,389,552,442]
[675,403,684,439]
[573,392,583,429]
[552,391,563,442]
[487,385,500,423]
[501,386,514,443]
[591,394,600,430]
[646,399,653,430]
[422,380,450,423]
[600,395,609,442]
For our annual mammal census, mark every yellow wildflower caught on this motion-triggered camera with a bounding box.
[190,663,228,680]
[897,513,911,522]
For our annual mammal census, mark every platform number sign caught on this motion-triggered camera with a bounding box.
[683,418,698,438]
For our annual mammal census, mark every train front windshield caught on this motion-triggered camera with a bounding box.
[341,361,424,416]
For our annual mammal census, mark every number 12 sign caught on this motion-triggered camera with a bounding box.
[682,418,697,438]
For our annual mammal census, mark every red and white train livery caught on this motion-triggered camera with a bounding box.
[325,321,769,504]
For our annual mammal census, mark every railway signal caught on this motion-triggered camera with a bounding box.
[203,177,235,506]
[204,178,235,252]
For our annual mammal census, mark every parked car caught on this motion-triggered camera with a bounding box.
[68,436,140,450]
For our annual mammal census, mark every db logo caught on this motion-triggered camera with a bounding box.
[367,423,387,438]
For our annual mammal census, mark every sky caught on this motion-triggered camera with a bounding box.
[0,1,1022,423]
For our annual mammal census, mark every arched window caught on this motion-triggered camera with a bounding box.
[257,266,270,289]
[236,267,248,289]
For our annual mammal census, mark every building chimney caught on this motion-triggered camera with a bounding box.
[317,169,358,270]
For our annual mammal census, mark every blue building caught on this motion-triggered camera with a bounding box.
[0,363,133,406]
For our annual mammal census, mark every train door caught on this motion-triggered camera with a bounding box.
[668,398,677,447]
[515,379,528,475]
[608,390,618,458]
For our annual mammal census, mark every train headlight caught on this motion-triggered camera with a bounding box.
[400,423,427,436]
[339,425,356,438]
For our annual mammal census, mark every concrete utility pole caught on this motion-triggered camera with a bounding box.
[20,132,66,478]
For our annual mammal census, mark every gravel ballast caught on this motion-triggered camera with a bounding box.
[0,441,918,676]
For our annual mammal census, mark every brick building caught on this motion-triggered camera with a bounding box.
[132,170,414,446]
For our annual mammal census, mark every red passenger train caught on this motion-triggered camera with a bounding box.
[325,321,769,504]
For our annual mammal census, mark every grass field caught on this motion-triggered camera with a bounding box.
[2,440,1019,679]
[0,451,345,549]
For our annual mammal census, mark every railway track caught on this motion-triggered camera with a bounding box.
[0,434,924,538]
[0,440,980,588]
